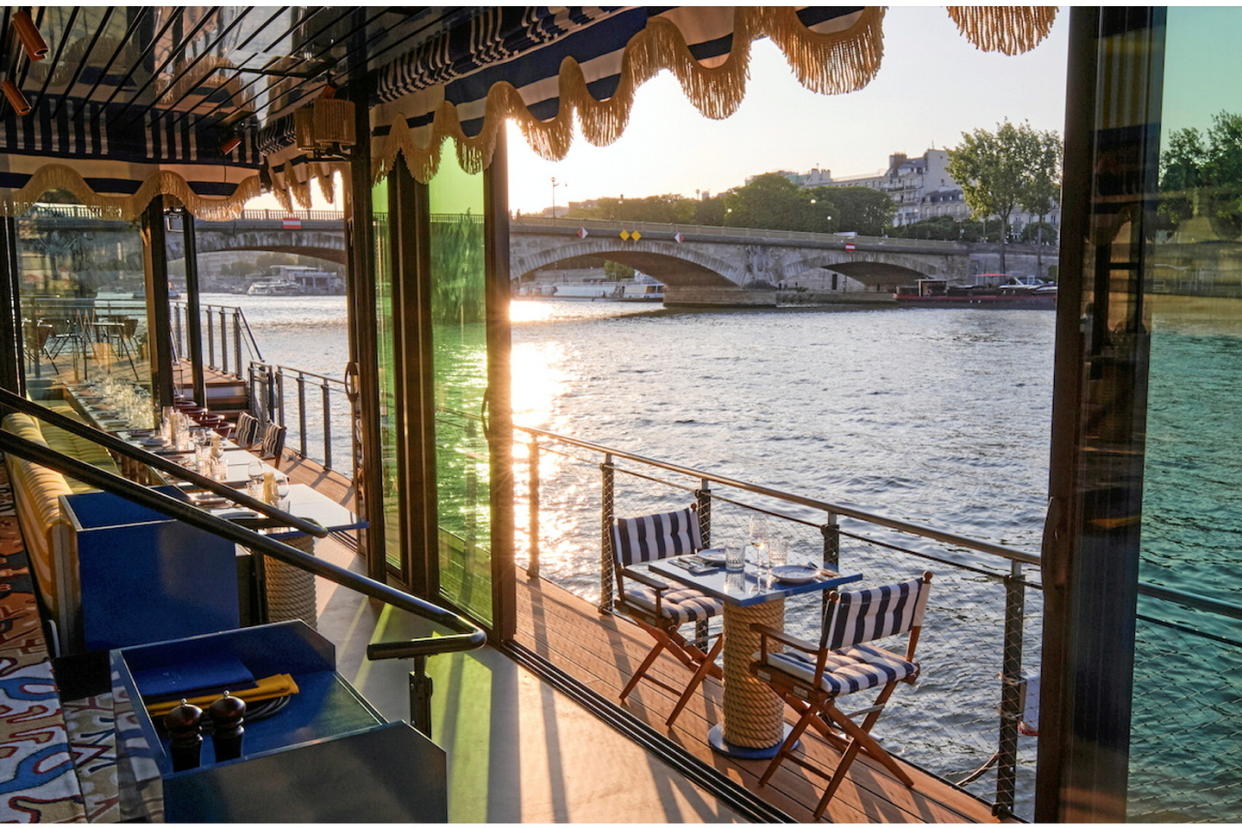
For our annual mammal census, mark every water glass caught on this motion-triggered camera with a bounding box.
[725,544,746,572]
[769,538,788,569]
[247,461,264,493]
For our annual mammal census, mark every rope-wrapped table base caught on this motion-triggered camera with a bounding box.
[261,533,317,630]
[722,597,785,748]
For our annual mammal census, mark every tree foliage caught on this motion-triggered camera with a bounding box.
[1161,111,1242,239]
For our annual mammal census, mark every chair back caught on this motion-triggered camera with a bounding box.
[821,574,932,651]
[235,412,259,447]
[610,505,701,571]
[259,422,286,466]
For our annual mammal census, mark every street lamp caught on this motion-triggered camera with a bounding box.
[551,177,567,220]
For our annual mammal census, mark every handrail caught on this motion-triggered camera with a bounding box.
[0,430,486,660]
[1137,581,1242,622]
[171,300,263,362]
[0,388,326,537]
[512,422,1040,566]
[271,363,348,388]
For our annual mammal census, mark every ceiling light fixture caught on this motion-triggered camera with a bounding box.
[12,10,49,61]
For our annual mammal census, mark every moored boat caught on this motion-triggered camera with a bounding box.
[895,277,1057,309]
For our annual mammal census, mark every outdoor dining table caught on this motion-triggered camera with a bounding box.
[644,554,862,758]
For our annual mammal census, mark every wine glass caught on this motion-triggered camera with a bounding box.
[246,461,264,497]
[749,515,770,571]
[275,473,291,511]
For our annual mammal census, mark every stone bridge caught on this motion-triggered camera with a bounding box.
[510,217,977,305]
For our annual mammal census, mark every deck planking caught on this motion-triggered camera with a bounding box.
[514,572,1005,824]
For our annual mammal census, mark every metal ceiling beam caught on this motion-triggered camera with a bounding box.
[30,5,76,110]
[139,5,258,117]
[80,6,149,106]
[115,6,219,117]
[102,7,184,108]
[173,6,352,127]
[50,6,112,118]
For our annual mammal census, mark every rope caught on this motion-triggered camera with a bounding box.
[722,598,785,748]
[263,533,317,630]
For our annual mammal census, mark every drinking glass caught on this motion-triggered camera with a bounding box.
[725,544,745,573]
[247,461,264,496]
[275,473,291,510]
[769,537,788,569]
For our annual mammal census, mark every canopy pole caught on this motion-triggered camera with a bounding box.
[0,216,24,395]
[182,211,207,406]
[141,200,174,408]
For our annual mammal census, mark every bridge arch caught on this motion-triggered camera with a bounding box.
[512,241,739,287]
[782,253,933,288]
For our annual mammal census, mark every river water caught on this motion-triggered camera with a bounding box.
[223,291,1053,813]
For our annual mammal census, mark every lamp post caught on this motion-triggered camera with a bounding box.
[550,177,567,220]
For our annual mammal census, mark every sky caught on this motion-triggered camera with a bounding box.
[506,6,1070,213]
[249,7,1071,214]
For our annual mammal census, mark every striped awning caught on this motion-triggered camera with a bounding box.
[0,5,1059,216]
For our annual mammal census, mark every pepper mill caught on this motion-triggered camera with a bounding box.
[164,700,203,771]
[208,691,246,762]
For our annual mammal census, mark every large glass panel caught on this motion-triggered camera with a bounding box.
[16,197,155,426]
[1130,7,1242,821]
[428,146,491,625]
[372,177,404,571]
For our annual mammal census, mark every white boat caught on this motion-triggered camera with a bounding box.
[247,280,302,296]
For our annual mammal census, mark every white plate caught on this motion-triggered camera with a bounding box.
[697,548,727,564]
[772,565,820,584]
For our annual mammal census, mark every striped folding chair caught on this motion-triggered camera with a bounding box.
[611,504,725,726]
[234,412,260,449]
[259,422,286,468]
[749,572,933,818]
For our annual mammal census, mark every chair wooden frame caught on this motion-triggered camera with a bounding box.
[750,571,933,819]
[611,505,724,727]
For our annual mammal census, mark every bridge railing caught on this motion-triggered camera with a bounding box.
[510,215,970,251]
[170,301,263,379]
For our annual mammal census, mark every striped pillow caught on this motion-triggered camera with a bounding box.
[611,506,702,567]
[822,578,931,650]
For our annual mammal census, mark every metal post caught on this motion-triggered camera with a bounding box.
[822,512,840,569]
[276,368,286,427]
[321,380,332,469]
[409,655,433,738]
[218,305,229,375]
[182,214,206,408]
[233,309,243,378]
[694,479,712,647]
[995,559,1026,817]
[296,372,308,457]
[205,307,215,370]
[599,453,615,613]
[527,437,540,578]
[173,303,183,356]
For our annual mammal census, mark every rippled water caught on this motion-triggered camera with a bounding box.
[234,293,1054,814]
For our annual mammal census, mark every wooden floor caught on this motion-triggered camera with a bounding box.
[515,573,1005,824]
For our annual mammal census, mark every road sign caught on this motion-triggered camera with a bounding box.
[282,217,302,230]
[673,232,684,243]
[577,226,589,239]
[619,230,630,241]
[844,241,857,252]
[631,231,642,241]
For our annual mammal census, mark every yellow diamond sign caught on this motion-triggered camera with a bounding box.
[631,231,642,241]
[619,230,630,240]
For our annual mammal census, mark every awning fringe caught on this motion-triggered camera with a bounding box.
[947,6,1059,56]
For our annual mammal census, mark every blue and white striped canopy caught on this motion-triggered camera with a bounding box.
[0,5,1058,215]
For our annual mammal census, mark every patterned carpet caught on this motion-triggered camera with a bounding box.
[0,457,87,822]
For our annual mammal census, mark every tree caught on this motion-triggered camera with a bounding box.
[948,119,1053,273]
[1159,127,1206,227]
[721,174,812,231]
[1019,128,1063,277]
[1157,111,1242,240]
[806,186,895,235]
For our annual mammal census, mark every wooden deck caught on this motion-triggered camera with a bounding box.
[514,573,1005,824]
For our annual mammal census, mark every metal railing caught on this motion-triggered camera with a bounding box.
[510,422,1242,819]
[249,362,351,476]
[0,394,484,734]
[170,301,263,379]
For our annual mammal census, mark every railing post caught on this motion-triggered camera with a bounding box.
[173,304,183,357]
[276,368,286,428]
[994,559,1025,818]
[232,309,243,378]
[408,655,433,738]
[694,479,712,647]
[295,373,307,456]
[527,437,540,579]
[599,453,614,613]
[822,511,840,569]
[205,307,215,371]
[321,380,332,470]
[219,305,229,375]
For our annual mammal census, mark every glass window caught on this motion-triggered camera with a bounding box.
[1130,7,1242,821]
[371,177,404,571]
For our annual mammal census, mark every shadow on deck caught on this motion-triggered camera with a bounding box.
[514,572,1006,824]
